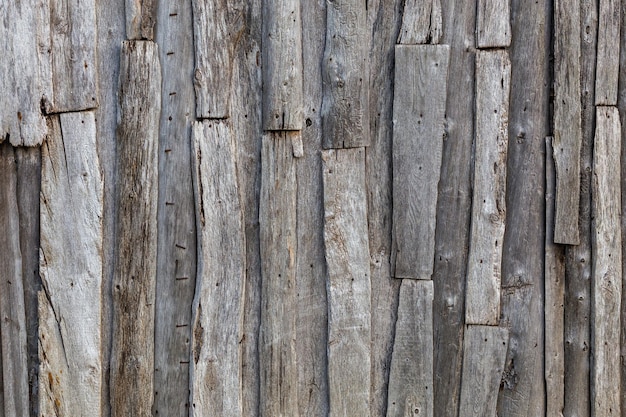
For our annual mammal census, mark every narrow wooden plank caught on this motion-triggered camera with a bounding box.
[190,121,245,416]
[458,325,509,417]
[392,44,449,280]
[110,40,160,417]
[397,0,442,45]
[321,0,369,148]
[126,0,156,40]
[262,0,304,130]
[50,0,97,112]
[552,0,583,244]
[38,111,103,417]
[476,0,511,48]
[322,148,371,416]
[595,0,620,105]
[387,280,434,417]
[591,106,621,417]
[465,50,510,325]
[618,0,626,411]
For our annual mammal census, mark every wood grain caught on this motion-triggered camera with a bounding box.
[126,0,156,40]
[397,0,442,44]
[595,0,620,105]
[477,0,511,48]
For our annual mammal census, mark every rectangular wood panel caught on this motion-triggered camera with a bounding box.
[392,44,449,280]
[595,0,620,105]
[126,0,156,40]
[397,0,442,44]
[477,0,511,48]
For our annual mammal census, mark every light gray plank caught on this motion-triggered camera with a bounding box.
[397,0,442,44]
[591,106,621,417]
[126,0,156,40]
[618,0,626,411]
[458,325,509,417]
[38,111,103,417]
[595,0,620,105]
[387,280,434,417]
[465,50,510,325]
[392,44,449,280]
[322,148,371,416]
[477,0,511,48]
[321,0,369,148]
[110,40,161,417]
[262,0,303,130]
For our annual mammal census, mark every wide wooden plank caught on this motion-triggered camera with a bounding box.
[591,106,621,417]
[322,148,371,416]
[321,0,369,148]
[465,50,510,325]
[392,44,449,280]
[595,0,620,105]
[387,280,433,417]
[50,0,97,112]
[458,325,509,417]
[262,0,303,130]
[126,0,156,40]
[38,111,103,417]
[476,0,511,48]
[110,40,161,417]
[397,0,442,44]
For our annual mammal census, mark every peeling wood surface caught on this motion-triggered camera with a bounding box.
[125,0,156,40]
[595,0,620,105]
[397,0,442,45]
[476,0,511,48]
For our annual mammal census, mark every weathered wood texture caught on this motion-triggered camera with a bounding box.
[110,40,160,417]
[322,148,371,416]
[476,0,511,48]
[392,44,449,280]
[619,1,626,412]
[591,106,622,417]
[321,0,369,148]
[126,0,156,40]
[458,325,509,417]
[595,0,620,105]
[465,50,510,325]
[262,0,303,130]
[387,280,433,417]
[190,121,245,416]
[397,0,442,44]
[38,111,103,417]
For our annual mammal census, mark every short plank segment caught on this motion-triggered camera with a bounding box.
[321,0,369,148]
[259,134,299,416]
[126,0,156,40]
[190,121,245,416]
[110,40,161,417]
[592,106,622,417]
[397,0,442,45]
[387,280,434,417]
[458,325,509,417]
[477,0,511,48]
[262,0,304,130]
[465,50,510,325]
[392,44,449,280]
[322,148,371,416]
[39,112,103,417]
[595,0,620,105]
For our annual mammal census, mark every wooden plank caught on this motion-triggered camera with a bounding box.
[476,0,511,48]
[591,106,621,417]
[262,0,304,130]
[126,0,156,40]
[618,1,626,412]
[552,0,583,244]
[321,0,369,148]
[458,325,509,417]
[50,0,97,112]
[397,0,442,44]
[387,280,434,417]
[110,40,160,417]
[392,44,449,280]
[465,50,510,325]
[322,148,371,416]
[38,111,103,417]
[595,0,620,105]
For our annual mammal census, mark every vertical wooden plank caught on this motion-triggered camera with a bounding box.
[476,0,511,48]
[321,0,370,148]
[392,44,449,280]
[465,50,510,325]
[618,0,626,411]
[262,0,303,130]
[595,0,620,105]
[322,148,371,416]
[386,280,434,417]
[458,325,509,417]
[126,0,156,40]
[397,0,442,45]
[110,40,160,417]
[38,111,103,417]
[591,106,621,417]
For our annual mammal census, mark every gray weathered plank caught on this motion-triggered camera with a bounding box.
[262,0,304,130]
[465,50,510,325]
[126,0,156,40]
[110,40,161,417]
[387,280,434,417]
[595,0,620,105]
[321,0,370,148]
[322,148,371,416]
[397,0,442,44]
[618,1,626,412]
[392,44,449,280]
[552,0,583,244]
[39,111,103,417]
[458,325,509,417]
[476,0,511,48]
[591,106,622,417]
